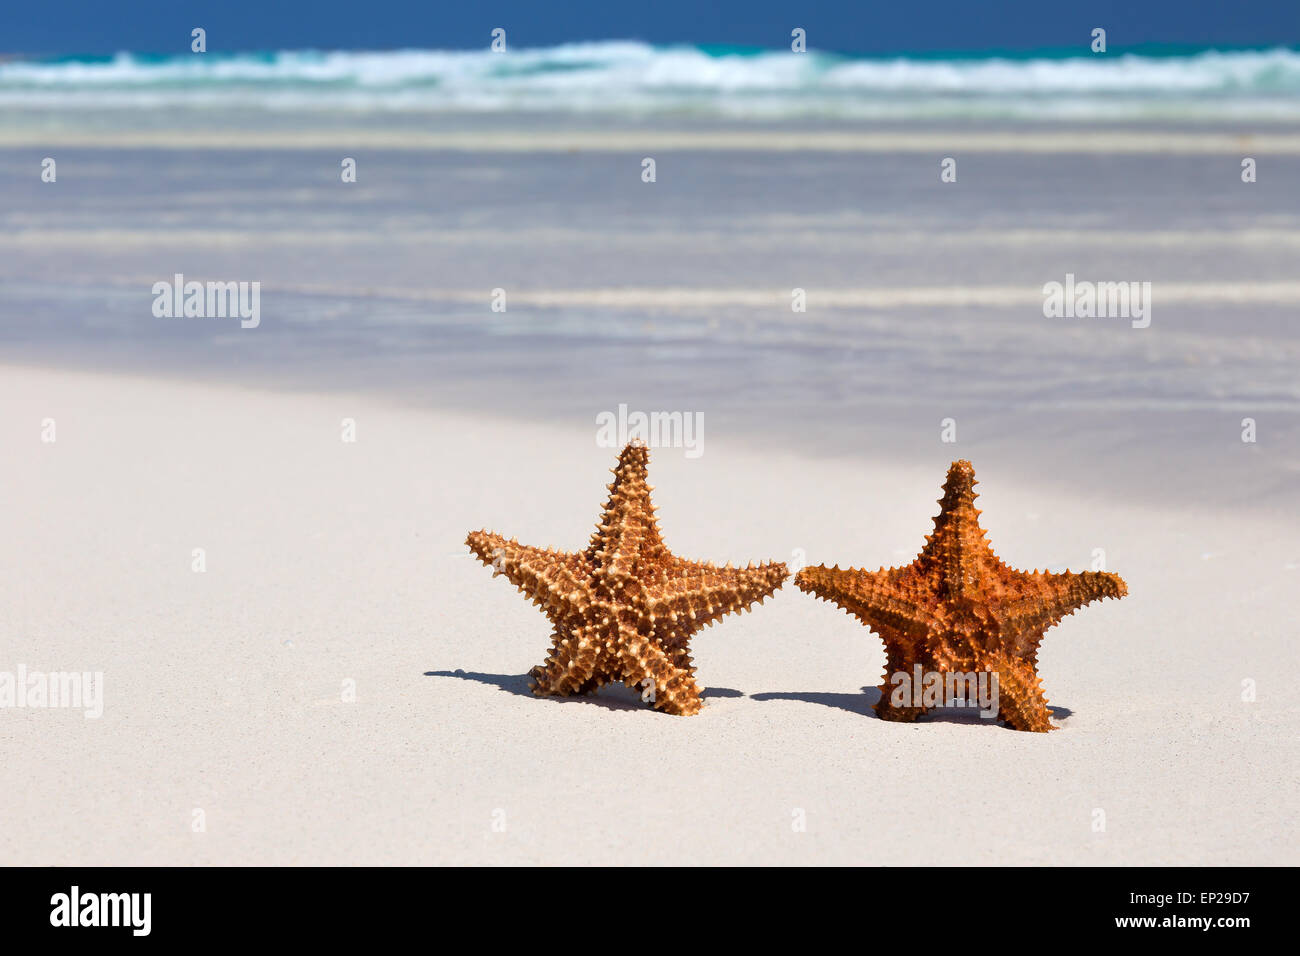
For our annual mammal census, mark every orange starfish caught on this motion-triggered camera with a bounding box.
[795,460,1127,731]
[467,442,787,715]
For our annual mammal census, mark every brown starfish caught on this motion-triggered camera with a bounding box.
[467,442,787,715]
[795,460,1127,731]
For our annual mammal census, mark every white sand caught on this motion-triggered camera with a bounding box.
[0,364,1293,865]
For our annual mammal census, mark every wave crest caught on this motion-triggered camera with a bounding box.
[3,42,1298,119]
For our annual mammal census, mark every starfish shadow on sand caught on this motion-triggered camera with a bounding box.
[752,687,1074,727]
[752,687,884,717]
[425,669,742,712]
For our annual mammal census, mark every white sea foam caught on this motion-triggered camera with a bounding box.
[2,43,1298,118]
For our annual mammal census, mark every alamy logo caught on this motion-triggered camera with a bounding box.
[0,665,102,718]
[889,666,999,719]
[1042,273,1151,328]
[595,404,704,459]
[50,886,151,936]
[152,273,261,329]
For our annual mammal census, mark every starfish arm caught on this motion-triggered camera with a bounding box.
[466,531,591,620]
[983,651,1055,732]
[794,565,932,639]
[585,443,669,577]
[616,625,703,716]
[999,569,1128,654]
[529,623,604,698]
[874,641,926,723]
[918,460,1001,599]
[645,559,788,637]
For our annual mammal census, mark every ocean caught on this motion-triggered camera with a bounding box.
[3,42,1299,121]
[1,40,1297,511]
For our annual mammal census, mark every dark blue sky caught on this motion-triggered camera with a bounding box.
[4,0,1297,55]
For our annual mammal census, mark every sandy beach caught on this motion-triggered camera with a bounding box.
[0,362,1294,865]
[1,89,1297,865]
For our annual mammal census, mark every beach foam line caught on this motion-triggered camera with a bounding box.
[5,227,1300,250]
[6,46,1300,123]
[275,280,1300,309]
[26,270,1300,309]
[31,273,1300,309]
[3,128,1299,153]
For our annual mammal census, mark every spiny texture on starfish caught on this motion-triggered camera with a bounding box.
[795,460,1127,732]
[467,442,787,715]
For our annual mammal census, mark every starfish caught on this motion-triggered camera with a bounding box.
[467,442,787,715]
[795,460,1127,732]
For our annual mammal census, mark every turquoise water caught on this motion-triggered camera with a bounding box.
[3,42,1299,118]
